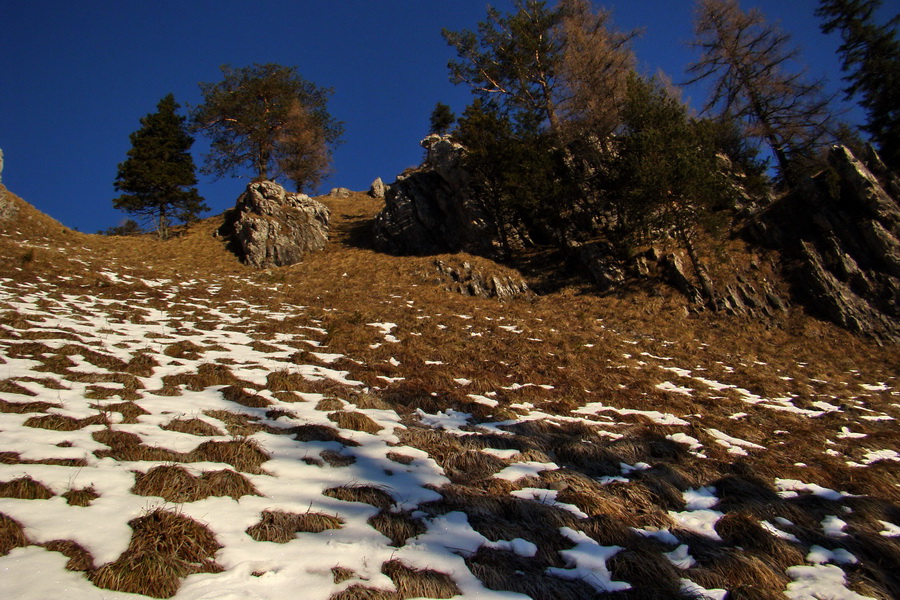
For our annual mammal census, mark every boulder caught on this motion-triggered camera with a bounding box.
[368,177,387,199]
[0,147,4,184]
[329,187,351,198]
[218,181,330,268]
[432,259,531,300]
[373,135,504,257]
[746,145,900,342]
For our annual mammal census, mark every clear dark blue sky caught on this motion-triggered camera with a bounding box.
[0,1,878,232]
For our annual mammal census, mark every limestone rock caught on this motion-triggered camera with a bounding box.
[577,242,625,292]
[373,135,503,257]
[329,187,351,198]
[218,181,330,268]
[369,178,387,199]
[432,259,531,300]
[746,145,900,342]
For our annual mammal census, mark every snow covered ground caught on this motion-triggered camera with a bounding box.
[0,247,897,599]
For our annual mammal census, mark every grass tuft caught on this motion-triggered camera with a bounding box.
[328,410,383,434]
[0,513,28,555]
[246,510,343,543]
[0,475,55,499]
[323,485,395,510]
[91,508,222,598]
[62,486,100,507]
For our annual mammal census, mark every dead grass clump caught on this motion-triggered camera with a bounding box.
[332,566,356,584]
[316,397,345,411]
[381,560,461,599]
[23,413,106,431]
[202,410,267,436]
[190,438,270,474]
[246,510,343,543]
[0,475,55,499]
[328,410,383,434]
[0,398,59,413]
[321,450,356,467]
[125,351,158,377]
[93,401,149,424]
[368,510,426,547]
[0,513,29,555]
[0,378,38,396]
[41,539,95,570]
[92,430,184,462]
[699,548,790,595]
[163,340,204,360]
[714,511,805,570]
[387,452,415,465]
[465,546,598,600]
[221,385,271,408]
[91,508,222,598]
[396,427,465,467]
[63,486,100,507]
[290,423,361,447]
[265,408,296,421]
[351,392,391,410]
[442,450,506,484]
[162,418,224,437]
[198,469,261,500]
[597,482,674,529]
[133,465,200,503]
[266,369,309,392]
[324,485,395,510]
[606,548,683,595]
[0,451,88,467]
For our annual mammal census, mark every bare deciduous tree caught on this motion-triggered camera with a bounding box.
[686,0,835,181]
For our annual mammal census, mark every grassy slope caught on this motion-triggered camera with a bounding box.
[0,184,898,599]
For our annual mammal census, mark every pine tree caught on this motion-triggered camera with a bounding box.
[614,74,734,306]
[686,0,835,183]
[192,63,343,192]
[429,103,456,135]
[816,0,900,168]
[113,94,207,239]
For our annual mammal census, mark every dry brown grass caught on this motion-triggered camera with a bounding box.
[40,539,95,571]
[0,475,55,499]
[220,385,271,408]
[0,512,29,555]
[367,510,426,547]
[162,417,224,437]
[23,413,107,431]
[62,486,100,507]
[91,508,222,598]
[290,423,361,447]
[189,439,271,474]
[320,449,356,467]
[246,510,343,543]
[323,485,395,510]
[327,410,383,434]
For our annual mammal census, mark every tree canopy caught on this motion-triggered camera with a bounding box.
[113,94,207,238]
[192,63,344,193]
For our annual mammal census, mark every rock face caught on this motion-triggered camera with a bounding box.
[373,135,503,257]
[748,145,900,342]
[218,181,330,268]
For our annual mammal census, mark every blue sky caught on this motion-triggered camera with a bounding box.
[0,1,883,232]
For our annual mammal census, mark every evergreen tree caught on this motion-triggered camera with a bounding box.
[614,74,734,306]
[816,0,900,168]
[686,0,835,183]
[192,63,344,192]
[429,103,456,135]
[113,94,207,239]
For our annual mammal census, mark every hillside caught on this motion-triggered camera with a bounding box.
[0,184,897,600]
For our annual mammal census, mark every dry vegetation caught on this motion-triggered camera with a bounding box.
[0,186,897,599]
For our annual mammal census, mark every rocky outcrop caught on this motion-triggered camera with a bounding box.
[747,145,900,342]
[329,187,351,199]
[373,135,503,257]
[431,259,532,300]
[368,177,387,199]
[218,181,330,268]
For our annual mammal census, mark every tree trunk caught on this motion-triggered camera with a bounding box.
[680,229,717,309]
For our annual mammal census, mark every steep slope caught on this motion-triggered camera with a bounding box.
[0,186,897,600]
